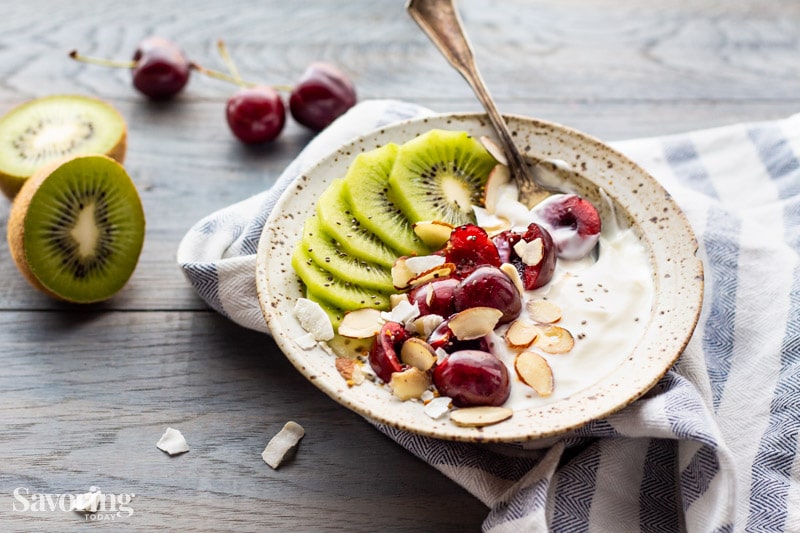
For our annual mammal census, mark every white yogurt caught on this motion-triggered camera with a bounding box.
[493,223,654,410]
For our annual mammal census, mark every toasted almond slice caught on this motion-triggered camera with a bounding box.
[482,163,511,213]
[505,320,540,349]
[335,357,365,386]
[338,308,383,338]
[448,307,503,340]
[480,136,509,166]
[407,262,456,289]
[262,421,305,470]
[293,298,335,341]
[515,351,554,396]
[424,396,452,419]
[390,293,409,309]
[450,406,513,427]
[527,299,562,324]
[413,220,454,248]
[400,337,436,371]
[405,255,446,274]
[389,367,431,401]
[391,257,415,290]
[500,263,525,296]
[513,237,543,267]
[534,325,575,354]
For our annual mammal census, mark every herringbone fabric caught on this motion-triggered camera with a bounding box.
[178,100,800,532]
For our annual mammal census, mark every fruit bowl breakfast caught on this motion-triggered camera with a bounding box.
[255,113,703,442]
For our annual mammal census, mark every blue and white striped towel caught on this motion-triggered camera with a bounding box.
[178,100,800,532]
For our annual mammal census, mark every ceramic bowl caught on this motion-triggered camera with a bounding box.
[255,113,703,442]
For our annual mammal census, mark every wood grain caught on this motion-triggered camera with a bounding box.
[0,0,798,530]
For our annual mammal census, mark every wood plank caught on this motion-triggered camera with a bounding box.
[0,310,487,531]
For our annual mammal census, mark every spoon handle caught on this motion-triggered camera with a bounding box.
[406,0,546,203]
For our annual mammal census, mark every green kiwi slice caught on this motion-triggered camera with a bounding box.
[291,245,390,312]
[343,142,431,256]
[301,212,394,292]
[7,154,145,303]
[0,94,127,199]
[315,178,398,268]
[388,129,496,226]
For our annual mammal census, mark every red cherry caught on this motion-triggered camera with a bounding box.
[530,194,601,259]
[444,224,501,277]
[493,222,557,290]
[131,37,191,99]
[368,321,409,383]
[453,265,522,323]
[289,62,357,131]
[225,86,286,144]
[407,277,459,317]
[433,350,510,407]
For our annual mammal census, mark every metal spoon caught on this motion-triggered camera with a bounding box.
[406,0,552,207]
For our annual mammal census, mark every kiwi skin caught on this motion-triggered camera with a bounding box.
[7,154,144,303]
[0,95,128,199]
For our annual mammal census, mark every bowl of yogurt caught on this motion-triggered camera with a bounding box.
[256,112,704,442]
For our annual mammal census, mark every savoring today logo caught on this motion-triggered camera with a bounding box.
[12,486,135,521]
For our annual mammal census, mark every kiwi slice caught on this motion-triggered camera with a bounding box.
[343,143,431,257]
[301,212,394,292]
[0,94,127,199]
[315,178,398,268]
[388,129,496,226]
[7,154,145,303]
[291,245,390,312]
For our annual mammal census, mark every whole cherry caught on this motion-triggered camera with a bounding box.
[289,62,357,131]
[69,37,191,100]
[225,86,286,144]
[433,349,510,407]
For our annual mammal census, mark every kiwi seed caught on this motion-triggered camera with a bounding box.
[7,154,145,303]
[0,94,127,199]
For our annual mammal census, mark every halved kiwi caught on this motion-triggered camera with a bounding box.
[7,154,145,303]
[0,94,127,199]
[388,129,496,226]
[343,142,431,256]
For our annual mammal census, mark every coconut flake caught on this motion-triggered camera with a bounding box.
[72,489,102,513]
[294,332,318,350]
[262,421,305,470]
[156,427,189,456]
[293,298,334,341]
[405,255,446,275]
[424,397,453,419]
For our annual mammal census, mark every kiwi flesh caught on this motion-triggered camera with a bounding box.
[7,154,145,303]
[291,245,390,312]
[0,94,127,199]
[388,129,496,227]
[343,143,431,257]
[315,178,398,268]
[301,212,394,293]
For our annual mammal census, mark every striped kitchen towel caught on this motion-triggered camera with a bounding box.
[178,100,800,532]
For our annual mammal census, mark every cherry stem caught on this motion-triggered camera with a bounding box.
[216,40,243,85]
[69,50,137,70]
[190,41,293,92]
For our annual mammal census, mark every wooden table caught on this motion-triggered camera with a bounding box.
[1,1,798,530]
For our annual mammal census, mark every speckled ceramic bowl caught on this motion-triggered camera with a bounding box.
[255,113,703,443]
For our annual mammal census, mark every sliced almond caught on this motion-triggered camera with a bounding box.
[527,299,562,324]
[335,357,365,386]
[482,163,511,213]
[389,293,409,309]
[515,351,554,396]
[448,307,503,340]
[400,337,436,371]
[389,367,431,401]
[405,255,446,275]
[499,263,525,297]
[534,325,575,354]
[449,406,513,427]
[391,257,415,290]
[505,320,540,349]
[293,297,335,341]
[338,308,383,338]
[480,136,509,166]
[513,237,544,267]
[413,220,454,248]
[406,262,456,289]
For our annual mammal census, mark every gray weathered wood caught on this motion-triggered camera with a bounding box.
[0,0,798,530]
